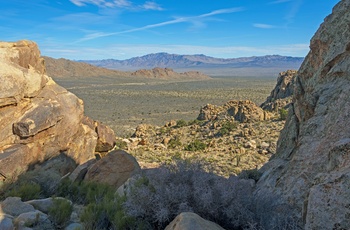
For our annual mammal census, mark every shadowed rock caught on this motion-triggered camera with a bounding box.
[255,1,350,229]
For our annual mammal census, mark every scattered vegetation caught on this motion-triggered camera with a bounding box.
[167,138,182,149]
[218,120,238,136]
[3,182,41,201]
[175,119,187,128]
[184,139,206,151]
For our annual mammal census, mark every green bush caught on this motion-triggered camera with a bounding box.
[4,182,41,201]
[115,139,128,150]
[279,108,288,120]
[184,140,206,151]
[175,119,187,128]
[218,121,237,136]
[168,138,182,149]
[56,179,142,229]
[48,198,73,228]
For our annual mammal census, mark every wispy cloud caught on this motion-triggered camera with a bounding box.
[42,43,309,60]
[269,0,291,4]
[69,0,163,10]
[70,0,131,7]
[285,0,303,22]
[77,7,244,42]
[142,1,163,11]
[253,23,275,29]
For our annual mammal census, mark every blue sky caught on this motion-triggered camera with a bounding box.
[1,0,339,60]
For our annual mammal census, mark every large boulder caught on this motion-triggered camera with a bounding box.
[165,212,225,230]
[0,40,114,182]
[84,150,141,189]
[0,197,35,217]
[255,1,350,229]
[260,70,297,111]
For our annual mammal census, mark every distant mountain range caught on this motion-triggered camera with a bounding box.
[81,53,304,77]
[43,56,209,80]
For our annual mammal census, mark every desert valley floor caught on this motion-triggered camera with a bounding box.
[55,76,277,136]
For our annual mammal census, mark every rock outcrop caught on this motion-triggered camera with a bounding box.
[130,67,210,79]
[198,100,271,122]
[0,40,115,181]
[165,212,225,230]
[260,70,297,111]
[84,150,141,189]
[255,1,350,229]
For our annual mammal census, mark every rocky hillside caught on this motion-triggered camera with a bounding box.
[44,56,209,80]
[255,1,350,229]
[43,56,126,78]
[260,69,297,111]
[118,100,283,177]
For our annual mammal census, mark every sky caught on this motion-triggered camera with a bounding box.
[1,0,339,60]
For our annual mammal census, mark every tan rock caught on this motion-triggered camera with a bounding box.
[95,121,116,152]
[165,212,225,230]
[84,150,141,189]
[0,40,115,181]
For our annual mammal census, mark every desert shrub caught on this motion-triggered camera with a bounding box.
[80,196,141,230]
[123,160,257,229]
[48,198,73,228]
[168,138,182,149]
[184,139,206,151]
[115,139,128,150]
[175,119,187,128]
[238,168,262,182]
[3,182,41,201]
[56,179,142,230]
[218,121,238,136]
[188,119,205,126]
[279,108,288,120]
[56,179,114,205]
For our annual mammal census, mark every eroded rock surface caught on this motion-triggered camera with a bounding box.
[0,40,115,181]
[260,70,297,111]
[256,1,350,229]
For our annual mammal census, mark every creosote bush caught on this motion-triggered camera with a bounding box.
[123,160,256,229]
[175,119,187,128]
[184,139,206,151]
[218,121,238,136]
[48,198,73,228]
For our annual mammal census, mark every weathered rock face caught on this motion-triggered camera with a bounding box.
[84,150,141,189]
[260,70,297,111]
[0,40,114,181]
[165,212,225,230]
[256,1,350,229]
[198,100,271,122]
